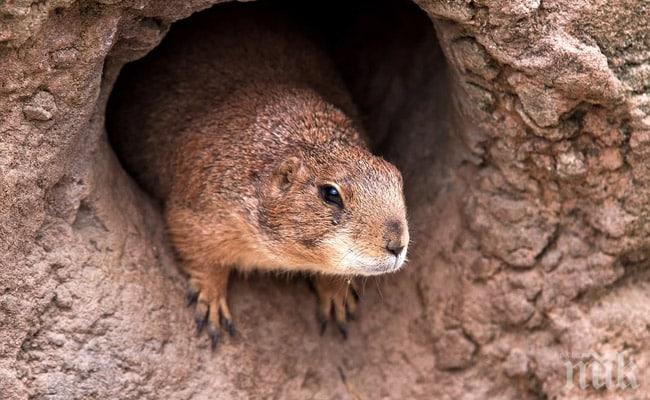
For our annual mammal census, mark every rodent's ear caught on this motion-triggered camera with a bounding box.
[273,156,305,190]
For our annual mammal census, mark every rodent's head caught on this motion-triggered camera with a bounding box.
[259,143,409,276]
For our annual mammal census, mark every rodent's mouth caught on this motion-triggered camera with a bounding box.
[347,254,406,276]
[323,235,408,276]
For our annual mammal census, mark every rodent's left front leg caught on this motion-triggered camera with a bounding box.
[185,263,234,350]
[311,275,360,339]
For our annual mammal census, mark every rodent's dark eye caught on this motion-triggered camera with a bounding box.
[319,184,344,208]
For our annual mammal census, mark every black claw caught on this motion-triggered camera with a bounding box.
[350,286,360,302]
[337,323,348,340]
[317,312,328,335]
[219,309,236,337]
[208,327,220,350]
[226,320,236,337]
[186,290,199,307]
[320,320,328,335]
[195,310,208,334]
[345,297,358,321]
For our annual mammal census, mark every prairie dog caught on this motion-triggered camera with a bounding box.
[109,4,409,345]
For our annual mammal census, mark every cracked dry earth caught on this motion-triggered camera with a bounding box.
[2,0,650,399]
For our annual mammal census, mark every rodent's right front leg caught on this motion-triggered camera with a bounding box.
[311,275,360,339]
[185,263,234,350]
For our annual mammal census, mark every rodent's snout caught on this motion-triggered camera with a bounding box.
[322,215,409,276]
[383,218,409,270]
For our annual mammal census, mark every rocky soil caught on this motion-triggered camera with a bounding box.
[1,0,650,398]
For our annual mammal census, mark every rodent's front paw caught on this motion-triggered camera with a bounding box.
[311,275,360,340]
[186,277,234,350]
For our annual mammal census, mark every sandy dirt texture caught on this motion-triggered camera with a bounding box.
[1,0,650,399]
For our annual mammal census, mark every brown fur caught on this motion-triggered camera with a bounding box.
[109,4,409,343]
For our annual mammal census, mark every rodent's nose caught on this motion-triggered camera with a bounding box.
[384,219,406,257]
[386,242,405,257]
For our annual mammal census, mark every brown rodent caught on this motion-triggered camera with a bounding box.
[109,3,409,346]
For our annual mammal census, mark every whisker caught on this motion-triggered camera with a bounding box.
[374,276,384,303]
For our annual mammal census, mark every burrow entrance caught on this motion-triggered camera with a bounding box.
[103,0,459,337]
[103,0,461,360]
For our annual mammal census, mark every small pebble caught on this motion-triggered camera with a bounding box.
[23,91,57,121]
